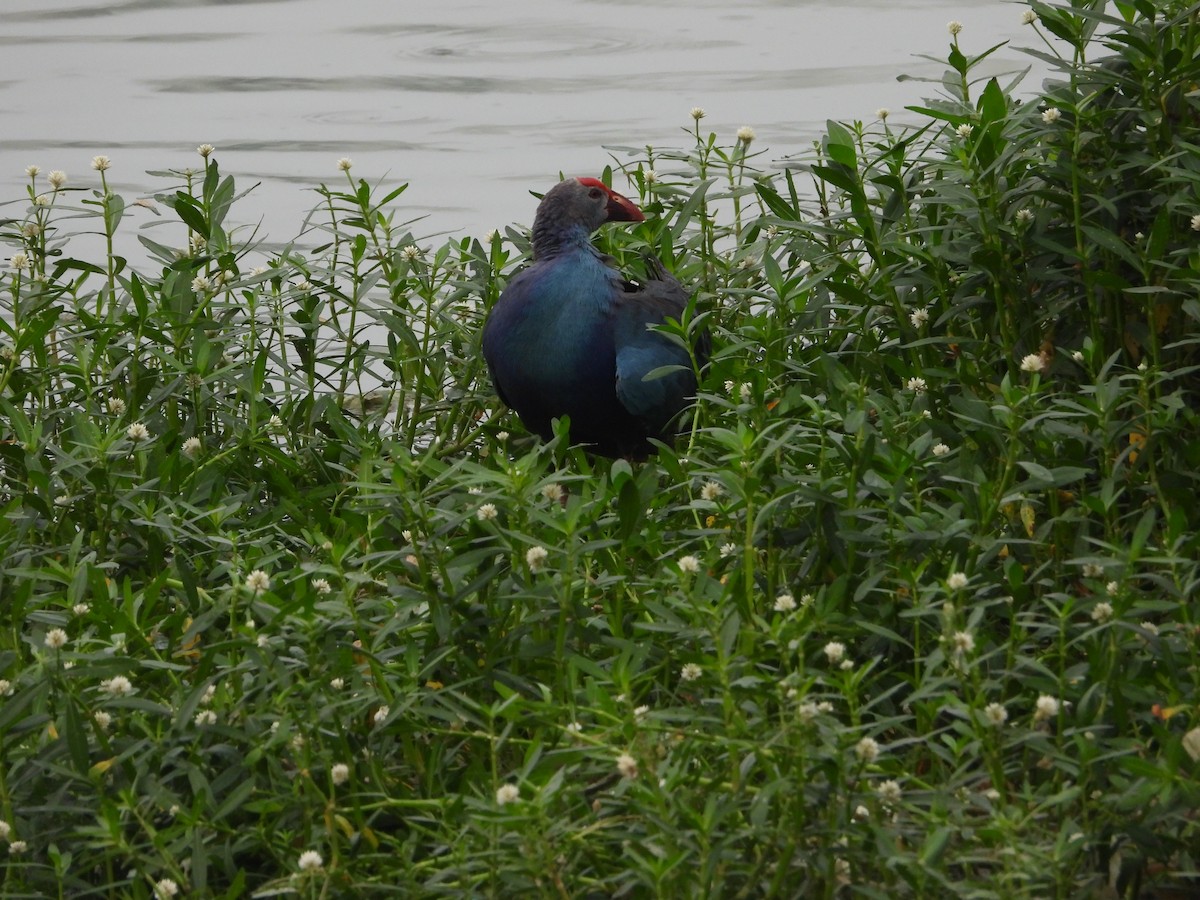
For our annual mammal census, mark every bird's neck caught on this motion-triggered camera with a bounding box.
[531,221,595,260]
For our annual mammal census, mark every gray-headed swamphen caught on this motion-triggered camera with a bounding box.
[482,177,708,458]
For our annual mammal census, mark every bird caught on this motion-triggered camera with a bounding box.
[482,177,707,459]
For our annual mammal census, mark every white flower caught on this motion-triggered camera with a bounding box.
[373,705,389,725]
[0,680,11,696]
[952,630,975,653]
[197,144,215,158]
[565,721,583,735]
[33,194,50,206]
[337,157,353,172]
[909,307,929,328]
[876,107,890,121]
[1042,107,1062,124]
[1140,621,1159,636]
[525,545,548,571]
[402,245,423,261]
[1191,214,1200,232]
[126,422,151,442]
[736,125,756,144]
[541,482,564,502]
[1091,601,1113,623]
[331,763,350,785]
[297,850,323,872]
[100,675,134,696]
[1022,10,1037,24]
[956,123,974,138]
[191,274,212,293]
[1083,563,1105,579]
[90,155,111,172]
[245,569,270,594]
[194,709,217,726]
[476,503,498,521]
[330,677,345,690]
[932,442,950,457]
[45,628,68,650]
[1033,694,1060,722]
[154,878,180,899]
[797,701,819,723]
[495,783,520,805]
[877,780,902,805]
[1015,207,1034,224]
[9,841,27,855]
[680,663,702,682]
[823,641,846,664]
[94,710,112,731]
[312,577,332,595]
[616,752,638,778]
[719,542,738,558]
[774,593,797,612]
[690,107,706,120]
[700,481,723,501]
[25,164,40,177]
[677,554,700,574]
[1106,580,1118,597]
[853,804,870,822]
[0,821,9,840]
[633,705,650,721]
[1020,353,1045,373]
[643,169,658,184]
[855,736,881,762]
[906,377,927,393]
[181,436,202,459]
[947,20,963,35]
[8,252,30,272]
[73,603,90,616]
[947,572,969,590]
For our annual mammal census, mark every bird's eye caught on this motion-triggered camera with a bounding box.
[588,188,603,199]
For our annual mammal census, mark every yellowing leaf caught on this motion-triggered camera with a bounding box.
[1020,504,1036,538]
[90,758,116,777]
[1129,429,1147,464]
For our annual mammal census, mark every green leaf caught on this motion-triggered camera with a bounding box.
[173,192,209,238]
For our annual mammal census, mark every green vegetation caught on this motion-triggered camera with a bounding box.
[2,1,1198,896]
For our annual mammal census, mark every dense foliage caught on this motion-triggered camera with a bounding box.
[2,1,1198,896]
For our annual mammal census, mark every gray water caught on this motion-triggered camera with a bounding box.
[2,0,1039,247]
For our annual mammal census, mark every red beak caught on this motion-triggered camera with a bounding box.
[605,188,644,223]
[576,177,645,223]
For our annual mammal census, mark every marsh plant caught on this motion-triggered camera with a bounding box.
[2,1,1199,896]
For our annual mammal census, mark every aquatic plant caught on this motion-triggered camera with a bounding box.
[0,2,1197,896]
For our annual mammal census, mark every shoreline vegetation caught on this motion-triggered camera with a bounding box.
[2,2,1199,896]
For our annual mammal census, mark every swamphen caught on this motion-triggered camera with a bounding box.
[482,177,707,458]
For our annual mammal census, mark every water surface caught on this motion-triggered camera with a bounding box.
[2,0,1039,246]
